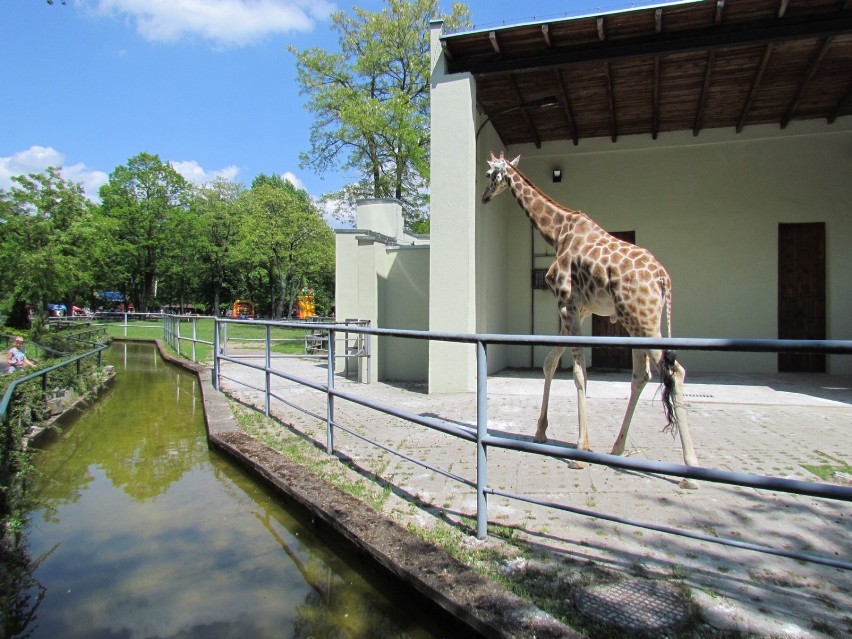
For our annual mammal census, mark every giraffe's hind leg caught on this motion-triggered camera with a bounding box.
[666,354,699,488]
[610,349,650,456]
[654,350,699,489]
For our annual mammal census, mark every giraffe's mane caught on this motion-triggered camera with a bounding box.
[506,162,585,218]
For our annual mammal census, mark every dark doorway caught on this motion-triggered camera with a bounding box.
[592,231,635,370]
[778,222,826,372]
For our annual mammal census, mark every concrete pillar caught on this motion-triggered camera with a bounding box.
[428,20,478,393]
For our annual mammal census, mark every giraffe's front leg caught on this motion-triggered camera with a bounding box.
[536,346,565,442]
[568,344,590,469]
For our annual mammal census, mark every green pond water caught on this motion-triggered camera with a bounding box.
[19,342,448,639]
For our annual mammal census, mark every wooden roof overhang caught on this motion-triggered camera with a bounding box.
[440,0,852,147]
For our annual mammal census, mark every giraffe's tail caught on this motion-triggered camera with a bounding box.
[660,350,679,437]
[661,273,673,339]
[660,274,679,436]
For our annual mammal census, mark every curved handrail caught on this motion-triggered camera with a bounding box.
[0,343,109,422]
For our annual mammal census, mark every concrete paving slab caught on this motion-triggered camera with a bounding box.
[219,353,852,639]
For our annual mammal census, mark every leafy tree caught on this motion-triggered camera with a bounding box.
[0,168,96,326]
[190,178,246,314]
[290,0,471,228]
[240,176,334,319]
[156,202,203,312]
[98,153,190,312]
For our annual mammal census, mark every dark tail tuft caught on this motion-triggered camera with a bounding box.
[660,349,679,437]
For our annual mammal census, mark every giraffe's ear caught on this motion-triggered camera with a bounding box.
[510,155,520,167]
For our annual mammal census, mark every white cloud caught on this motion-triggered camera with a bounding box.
[94,0,336,47]
[171,160,240,185]
[281,170,304,189]
[317,195,353,229]
[0,146,108,201]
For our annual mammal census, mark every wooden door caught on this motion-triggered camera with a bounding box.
[591,231,635,370]
[778,223,826,372]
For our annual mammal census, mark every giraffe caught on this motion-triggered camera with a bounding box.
[481,153,698,487]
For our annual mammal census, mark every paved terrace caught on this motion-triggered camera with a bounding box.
[219,353,851,639]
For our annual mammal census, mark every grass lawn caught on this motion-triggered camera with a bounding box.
[100,317,312,363]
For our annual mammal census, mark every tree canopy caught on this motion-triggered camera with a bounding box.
[290,0,470,229]
[0,168,96,325]
[0,160,336,323]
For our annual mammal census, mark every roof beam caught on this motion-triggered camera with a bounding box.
[509,74,543,147]
[652,9,662,139]
[693,2,725,136]
[489,31,501,55]
[781,37,832,128]
[653,56,661,139]
[447,13,852,76]
[541,24,551,47]
[737,43,774,132]
[553,69,579,145]
[604,62,617,142]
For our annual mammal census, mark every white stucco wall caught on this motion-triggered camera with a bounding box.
[379,247,430,381]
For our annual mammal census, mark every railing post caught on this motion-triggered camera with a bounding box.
[326,328,335,454]
[365,321,372,384]
[212,319,220,390]
[222,322,228,356]
[264,324,271,417]
[191,317,197,362]
[476,339,489,540]
[123,312,128,337]
[176,317,181,356]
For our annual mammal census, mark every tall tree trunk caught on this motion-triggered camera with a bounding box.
[212,284,221,317]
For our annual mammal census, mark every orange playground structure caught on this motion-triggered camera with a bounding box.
[296,287,315,319]
[232,299,255,319]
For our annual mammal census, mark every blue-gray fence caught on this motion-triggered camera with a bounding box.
[209,318,852,570]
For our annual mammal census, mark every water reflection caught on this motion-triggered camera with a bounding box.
[18,342,443,639]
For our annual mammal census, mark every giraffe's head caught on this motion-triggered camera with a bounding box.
[481,152,520,204]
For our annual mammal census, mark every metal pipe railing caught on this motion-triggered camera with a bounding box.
[0,343,109,423]
[211,317,852,570]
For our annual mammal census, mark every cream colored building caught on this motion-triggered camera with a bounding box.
[335,199,430,383]
[339,2,852,390]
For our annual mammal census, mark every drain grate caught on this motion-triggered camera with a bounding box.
[574,580,691,632]
[684,393,713,398]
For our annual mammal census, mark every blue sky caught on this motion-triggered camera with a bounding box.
[1,0,649,214]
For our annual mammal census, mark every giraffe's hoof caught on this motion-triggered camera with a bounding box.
[567,460,588,470]
[533,433,547,444]
[678,478,699,490]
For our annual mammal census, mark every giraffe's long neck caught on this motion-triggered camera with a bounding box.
[506,167,581,246]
